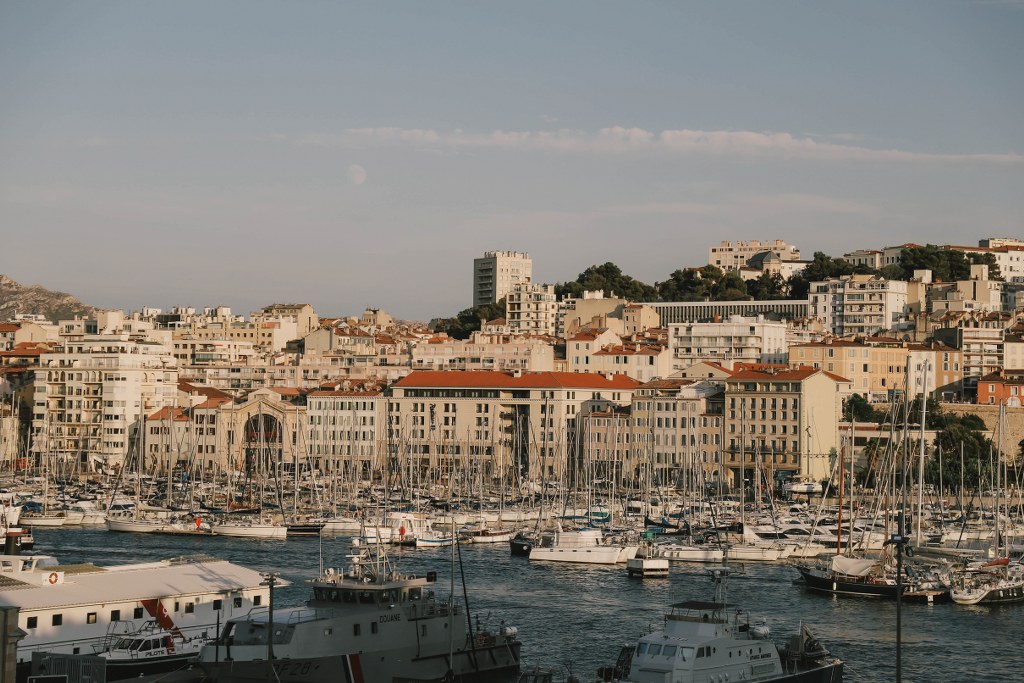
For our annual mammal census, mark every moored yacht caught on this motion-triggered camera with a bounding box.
[596,567,842,683]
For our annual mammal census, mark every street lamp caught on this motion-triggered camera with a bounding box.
[259,572,278,672]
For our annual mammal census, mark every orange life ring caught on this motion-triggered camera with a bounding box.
[48,572,58,585]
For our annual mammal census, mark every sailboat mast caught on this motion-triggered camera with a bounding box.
[915,360,929,548]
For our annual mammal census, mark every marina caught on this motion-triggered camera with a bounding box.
[13,525,1024,682]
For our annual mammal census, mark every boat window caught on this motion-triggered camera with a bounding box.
[696,647,705,658]
[680,647,694,661]
[114,638,132,649]
[359,591,376,604]
[342,590,357,603]
[139,639,152,652]
[409,587,422,601]
[648,644,662,656]
[636,643,647,655]
[663,646,677,657]
[353,624,361,636]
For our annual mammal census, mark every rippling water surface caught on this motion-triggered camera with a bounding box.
[35,528,1024,682]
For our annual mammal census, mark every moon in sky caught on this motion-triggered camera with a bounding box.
[347,164,367,185]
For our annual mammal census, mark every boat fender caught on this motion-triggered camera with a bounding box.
[325,567,334,577]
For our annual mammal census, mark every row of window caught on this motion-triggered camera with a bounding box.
[23,596,256,629]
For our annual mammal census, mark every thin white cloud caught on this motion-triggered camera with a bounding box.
[297,126,1024,165]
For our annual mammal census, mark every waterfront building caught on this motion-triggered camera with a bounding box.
[708,239,801,271]
[306,387,385,476]
[31,334,178,471]
[722,366,852,483]
[386,370,640,481]
[473,250,532,308]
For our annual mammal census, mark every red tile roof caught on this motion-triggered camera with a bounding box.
[394,370,641,390]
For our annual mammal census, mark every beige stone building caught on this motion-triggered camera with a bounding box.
[387,370,640,481]
[789,338,963,400]
[723,367,852,483]
[411,332,555,373]
[708,239,801,271]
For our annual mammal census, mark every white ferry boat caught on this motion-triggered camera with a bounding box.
[0,553,272,680]
[197,547,522,682]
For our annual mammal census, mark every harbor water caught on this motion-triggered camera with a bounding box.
[34,527,1024,682]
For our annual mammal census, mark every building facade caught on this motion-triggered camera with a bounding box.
[506,282,558,336]
[473,251,532,308]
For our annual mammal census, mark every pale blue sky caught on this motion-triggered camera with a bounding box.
[2,1,1022,319]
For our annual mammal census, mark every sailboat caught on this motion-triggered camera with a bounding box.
[950,402,1024,605]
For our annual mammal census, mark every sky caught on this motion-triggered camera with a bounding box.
[1,1,1022,321]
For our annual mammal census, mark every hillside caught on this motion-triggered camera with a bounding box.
[0,274,98,322]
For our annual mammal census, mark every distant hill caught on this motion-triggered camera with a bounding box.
[0,274,98,322]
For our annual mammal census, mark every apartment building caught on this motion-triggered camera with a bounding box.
[621,304,661,337]
[32,335,179,470]
[558,290,627,338]
[708,240,801,271]
[809,275,909,337]
[722,367,852,483]
[251,303,319,338]
[789,338,963,400]
[976,370,1024,406]
[668,315,789,371]
[567,328,622,373]
[473,251,532,307]
[626,379,725,486]
[386,370,640,481]
[411,332,555,373]
[506,281,558,336]
[589,342,674,382]
[306,389,385,476]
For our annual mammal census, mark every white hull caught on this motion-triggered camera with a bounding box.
[657,544,725,563]
[22,515,66,527]
[106,519,165,533]
[211,523,287,539]
[529,545,624,564]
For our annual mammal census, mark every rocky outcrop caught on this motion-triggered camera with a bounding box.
[0,274,97,322]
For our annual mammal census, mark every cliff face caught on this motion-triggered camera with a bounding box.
[0,274,98,322]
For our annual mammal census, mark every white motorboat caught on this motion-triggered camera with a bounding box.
[596,566,843,682]
[528,528,637,565]
[211,518,287,539]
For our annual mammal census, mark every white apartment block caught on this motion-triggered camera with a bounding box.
[809,275,909,337]
[32,335,179,470]
[172,339,259,365]
[841,249,883,270]
[473,251,532,307]
[668,315,789,371]
[947,243,1024,283]
[506,281,558,336]
[708,239,801,271]
[411,332,554,373]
